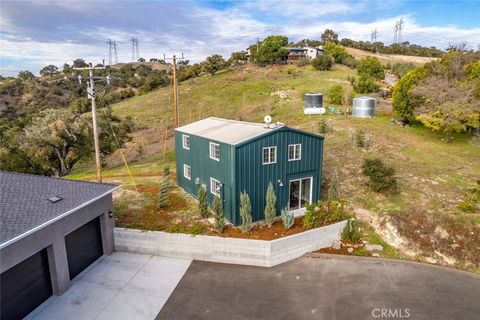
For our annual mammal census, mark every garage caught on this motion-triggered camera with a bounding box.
[66,217,103,279]
[0,249,52,320]
[0,172,118,320]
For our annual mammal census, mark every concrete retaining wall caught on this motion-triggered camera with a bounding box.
[114,220,347,267]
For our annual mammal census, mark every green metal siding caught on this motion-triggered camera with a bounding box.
[175,127,323,226]
[234,128,324,224]
[175,131,236,222]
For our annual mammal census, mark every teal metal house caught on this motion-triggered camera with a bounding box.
[175,117,324,225]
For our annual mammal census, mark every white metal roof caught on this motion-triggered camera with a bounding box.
[175,117,283,145]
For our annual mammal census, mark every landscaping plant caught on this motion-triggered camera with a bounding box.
[198,185,209,218]
[328,84,344,104]
[281,208,294,230]
[264,182,277,227]
[341,219,362,242]
[304,200,348,229]
[157,175,170,208]
[240,191,253,233]
[303,203,319,229]
[362,158,398,193]
[162,165,170,187]
[327,166,340,201]
[318,118,330,134]
[212,196,225,232]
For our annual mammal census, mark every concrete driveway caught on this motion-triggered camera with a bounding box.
[158,254,480,320]
[27,252,191,320]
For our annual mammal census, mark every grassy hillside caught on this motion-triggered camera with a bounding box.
[70,63,480,272]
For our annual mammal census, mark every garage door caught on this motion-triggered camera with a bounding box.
[65,217,103,280]
[1,249,52,320]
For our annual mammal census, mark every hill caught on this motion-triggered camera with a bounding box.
[346,47,439,65]
[70,62,480,272]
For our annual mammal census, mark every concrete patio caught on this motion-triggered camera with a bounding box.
[26,252,191,320]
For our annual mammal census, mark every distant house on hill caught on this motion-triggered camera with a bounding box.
[175,117,324,225]
[285,46,324,64]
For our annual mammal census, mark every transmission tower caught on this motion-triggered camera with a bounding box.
[393,18,404,44]
[107,39,119,65]
[371,29,377,43]
[131,37,140,62]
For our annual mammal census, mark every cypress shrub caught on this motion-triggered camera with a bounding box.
[157,176,170,208]
[264,182,276,227]
[198,185,209,218]
[240,191,253,233]
[281,208,294,230]
[341,219,362,242]
[212,196,225,232]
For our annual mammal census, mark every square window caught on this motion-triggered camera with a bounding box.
[210,178,221,197]
[209,142,220,161]
[262,146,277,165]
[288,144,301,161]
[182,135,190,150]
[183,164,191,180]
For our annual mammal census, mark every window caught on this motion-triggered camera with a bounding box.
[262,146,277,165]
[209,142,220,161]
[288,144,301,161]
[210,178,221,197]
[182,135,190,150]
[183,164,191,180]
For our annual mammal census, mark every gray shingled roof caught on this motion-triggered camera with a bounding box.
[0,172,119,247]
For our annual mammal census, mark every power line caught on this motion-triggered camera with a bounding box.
[131,37,140,62]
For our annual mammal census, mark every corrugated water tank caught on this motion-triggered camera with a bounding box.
[352,96,376,118]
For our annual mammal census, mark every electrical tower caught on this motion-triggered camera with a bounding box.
[131,37,140,62]
[393,18,404,44]
[107,39,118,65]
[164,53,186,128]
[73,63,111,183]
[371,29,377,43]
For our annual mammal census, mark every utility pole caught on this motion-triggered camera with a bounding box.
[73,63,111,183]
[164,53,186,128]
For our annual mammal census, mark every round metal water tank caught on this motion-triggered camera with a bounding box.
[304,93,323,109]
[352,96,376,118]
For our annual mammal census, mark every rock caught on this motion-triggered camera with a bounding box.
[434,226,449,239]
[332,240,341,250]
[372,253,381,258]
[365,244,384,252]
[347,248,354,253]
[451,244,460,250]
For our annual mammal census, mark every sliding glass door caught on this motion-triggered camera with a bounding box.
[288,177,312,210]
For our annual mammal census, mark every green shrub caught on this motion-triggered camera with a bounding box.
[392,62,416,78]
[362,158,398,193]
[303,203,319,229]
[328,84,343,104]
[349,129,372,149]
[167,223,185,233]
[353,74,379,93]
[458,180,480,213]
[357,56,385,79]
[341,219,362,242]
[340,56,357,68]
[327,167,340,201]
[264,182,277,227]
[312,54,334,71]
[296,57,310,67]
[157,176,170,208]
[323,41,349,63]
[240,191,253,233]
[392,66,426,119]
[198,185,209,218]
[318,118,331,134]
[281,208,294,230]
[188,222,207,235]
[212,196,225,232]
[162,165,170,189]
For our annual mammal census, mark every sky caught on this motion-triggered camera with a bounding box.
[1,0,479,76]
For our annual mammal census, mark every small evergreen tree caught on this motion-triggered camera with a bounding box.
[162,165,170,189]
[212,196,225,232]
[157,176,170,208]
[341,219,362,242]
[240,191,253,233]
[327,166,340,201]
[198,185,209,218]
[281,208,294,230]
[264,182,276,227]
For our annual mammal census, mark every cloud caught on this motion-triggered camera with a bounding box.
[0,0,479,76]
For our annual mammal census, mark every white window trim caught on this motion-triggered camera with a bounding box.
[183,164,191,180]
[210,177,221,197]
[262,146,277,165]
[182,135,190,150]
[288,144,302,161]
[209,142,220,161]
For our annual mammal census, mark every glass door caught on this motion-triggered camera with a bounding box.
[289,177,312,210]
